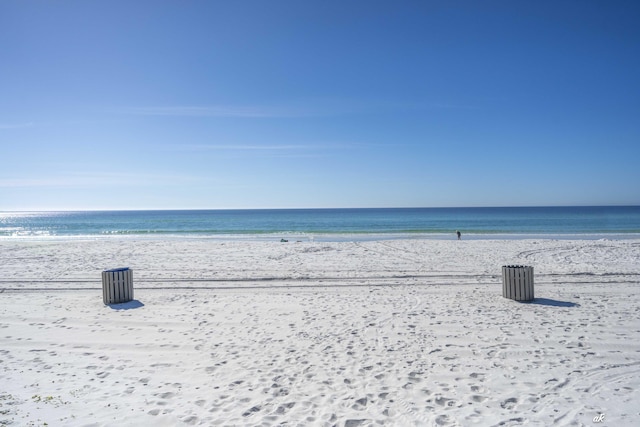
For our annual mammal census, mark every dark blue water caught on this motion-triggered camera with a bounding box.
[1,207,639,239]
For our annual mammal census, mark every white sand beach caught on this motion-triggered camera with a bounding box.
[1,238,639,426]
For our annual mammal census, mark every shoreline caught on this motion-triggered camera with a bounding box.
[2,232,640,242]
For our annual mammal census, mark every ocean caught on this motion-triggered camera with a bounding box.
[1,206,639,241]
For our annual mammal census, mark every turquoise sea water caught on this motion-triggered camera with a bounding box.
[1,207,639,240]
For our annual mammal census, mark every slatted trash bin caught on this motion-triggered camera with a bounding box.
[502,265,534,302]
[102,267,133,304]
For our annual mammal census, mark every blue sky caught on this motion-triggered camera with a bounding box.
[1,0,639,210]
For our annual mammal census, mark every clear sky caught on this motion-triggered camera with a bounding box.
[1,0,639,210]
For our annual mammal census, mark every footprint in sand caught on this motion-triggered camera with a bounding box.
[275,402,295,414]
[500,397,518,409]
[470,372,485,381]
[157,392,175,399]
[434,396,457,407]
[435,414,452,425]
[351,397,369,410]
[242,405,261,417]
[182,416,199,425]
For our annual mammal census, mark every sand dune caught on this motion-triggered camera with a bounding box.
[1,238,639,426]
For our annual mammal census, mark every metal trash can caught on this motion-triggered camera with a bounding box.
[102,267,133,304]
[502,265,534,301]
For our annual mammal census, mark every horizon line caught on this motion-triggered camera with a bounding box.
[2,204,638,213]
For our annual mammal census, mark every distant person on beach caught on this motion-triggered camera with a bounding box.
[456,230,461,240]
